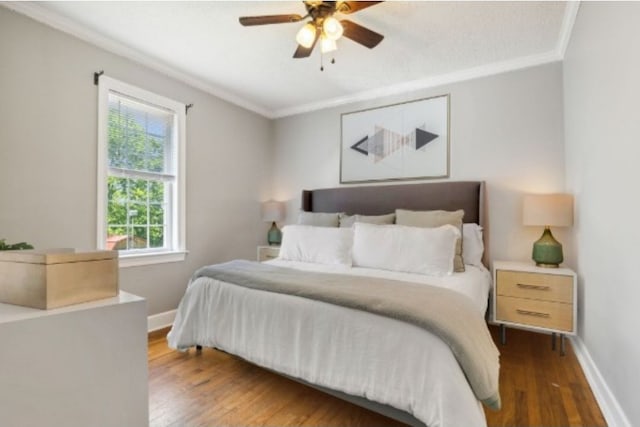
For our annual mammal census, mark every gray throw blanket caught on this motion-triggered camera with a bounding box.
[194,260,501,410]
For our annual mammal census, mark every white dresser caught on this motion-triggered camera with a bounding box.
[0,292,148,427]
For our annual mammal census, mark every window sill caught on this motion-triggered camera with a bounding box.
[117,250,188,268]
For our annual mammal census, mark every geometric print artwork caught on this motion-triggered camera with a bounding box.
[340,94,449,183]
[350,125,439,163]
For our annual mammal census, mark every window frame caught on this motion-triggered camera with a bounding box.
[97,76,186,267]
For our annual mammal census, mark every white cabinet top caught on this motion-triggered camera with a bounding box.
[492,260,576,277]
[0,291,144,324]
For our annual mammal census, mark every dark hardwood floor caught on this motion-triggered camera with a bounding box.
[148,325,606,426]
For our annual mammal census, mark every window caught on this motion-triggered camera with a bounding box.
[97,76,186,267]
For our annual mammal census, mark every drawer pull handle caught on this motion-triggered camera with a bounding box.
[516,309,550,318]
[517,283,550,291]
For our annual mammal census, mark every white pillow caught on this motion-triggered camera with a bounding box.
[352,223,460,276]
[279,225,353,266]
[462,223,485,267]
[395,209,465,272]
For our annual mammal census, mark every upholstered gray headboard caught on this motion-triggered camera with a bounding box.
[302,181,488,265]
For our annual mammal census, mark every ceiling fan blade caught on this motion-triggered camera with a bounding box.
[341,19,384,49]
[239,14,303,26]
[293,32,320,58]
[338,1,383,14]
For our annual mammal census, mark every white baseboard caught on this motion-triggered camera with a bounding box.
[570,336,631,427]
[147,309,176,333]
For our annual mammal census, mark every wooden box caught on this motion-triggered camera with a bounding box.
[0,249,118,309]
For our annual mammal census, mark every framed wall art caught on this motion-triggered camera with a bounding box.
[340,94,450,183]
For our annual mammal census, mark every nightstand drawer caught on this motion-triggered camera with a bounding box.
[497,270,573,303]
[257,246,280,262]
[497,296,573,332]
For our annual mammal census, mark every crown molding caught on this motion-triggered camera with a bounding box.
[275,2,579,118]
[273,50,562,118]
[4,1,579,121]
[557,1,581,58]
[2,2,273,119]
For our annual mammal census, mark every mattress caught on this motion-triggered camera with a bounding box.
[168,261,493,427]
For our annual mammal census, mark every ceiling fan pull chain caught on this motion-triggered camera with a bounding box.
[320,51,324,71]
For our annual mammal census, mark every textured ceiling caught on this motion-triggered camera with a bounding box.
[19,1,569,117]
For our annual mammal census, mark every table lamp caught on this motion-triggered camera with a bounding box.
[523,194,573,268]
[261,200,285,246]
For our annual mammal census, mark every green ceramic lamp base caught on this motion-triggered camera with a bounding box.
[532,226,563,268]
[267,222,282,246]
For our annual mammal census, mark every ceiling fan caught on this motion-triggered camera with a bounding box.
[239,1,384,59]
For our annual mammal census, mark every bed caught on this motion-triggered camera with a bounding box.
[168,181,500,427]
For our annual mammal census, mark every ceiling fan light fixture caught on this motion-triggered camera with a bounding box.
[322,16,344,41]
[320,36,337,53]
[239,1,384,60]
[296,23,317,48]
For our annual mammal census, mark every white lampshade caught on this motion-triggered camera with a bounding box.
[322,16,343,41]
[261,200,285,223]
[320,36,337,53]
[296,23,317,48]
[523,194,574,227]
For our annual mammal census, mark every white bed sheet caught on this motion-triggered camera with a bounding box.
[168,261,492,427]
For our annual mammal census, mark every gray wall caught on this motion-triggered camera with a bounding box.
[273,62,568,263]
[2,3,637,423]
[564,3,639,425]
[0,8,273,315]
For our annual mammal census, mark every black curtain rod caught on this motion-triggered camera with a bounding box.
[93,70,104,85]
[93,70,194,115]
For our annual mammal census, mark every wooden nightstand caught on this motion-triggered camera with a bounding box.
[257,245,280,262]
[492,261,577,355]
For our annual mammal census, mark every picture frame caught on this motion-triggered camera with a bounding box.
[340,94,450,183]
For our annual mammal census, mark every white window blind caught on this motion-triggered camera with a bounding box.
[97,76,186,266]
